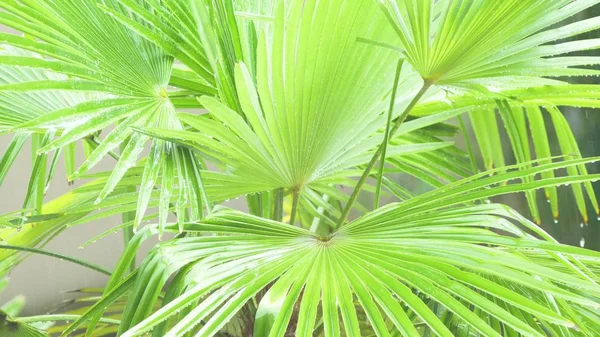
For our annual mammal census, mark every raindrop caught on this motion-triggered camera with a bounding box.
[580,237,586,248]
[554,219,558,224]
[580,223,584,228]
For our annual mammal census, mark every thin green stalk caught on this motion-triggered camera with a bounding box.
[0,244,111,276]
[289,186,301,225]
[35,147,47,213]
[120,139,136,273]
[272,187,284,222]
[122,223,135,273]
[32,133,47,215]
[374,59,404,209]
[261,192,272,218]
[17,315,120,325]
[337,81,432,227]
[85,136,120,161]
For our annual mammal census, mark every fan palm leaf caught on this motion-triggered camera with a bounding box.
[59,157,600,337]
[0,0,212,230]
[373,0,600,223]
[0,311,48,337]
[0,44,98,214]
[377,0,600,88]
[412,84,600,223]
[2,1,600,336]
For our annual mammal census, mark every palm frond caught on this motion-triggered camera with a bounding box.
[0,1,210,229]
[64,157,600,337]
[114,201,600,337]
[2,1,600,336]
[413,84,600,223]
[0,311,48,337]
[0,44,96,214]
[378,0,600,88]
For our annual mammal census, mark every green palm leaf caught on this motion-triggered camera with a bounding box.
[3,1,600,336]
[0,1,211,229]
[0,44,97,213]
[413,85,600,223]
[114,200,600,337]
[378,0,600,87]
[376,0,600,222]
[0,311,48,337]
[63,157,600,337]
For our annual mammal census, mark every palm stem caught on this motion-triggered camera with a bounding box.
[0,244,111,276]
[272,187,284,222]
[18,315,120,325]
[120,139,136,273]
[337,80,432,227]
[374,59,404,209]
[289,186,301,225]
[32,134,46,215]
[85,135,120,160]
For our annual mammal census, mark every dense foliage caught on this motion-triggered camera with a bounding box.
[2,0,600,336]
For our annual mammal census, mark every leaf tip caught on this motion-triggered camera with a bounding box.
[567,321,579,331]
[68,170,82,181]
[38,144,56,156]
